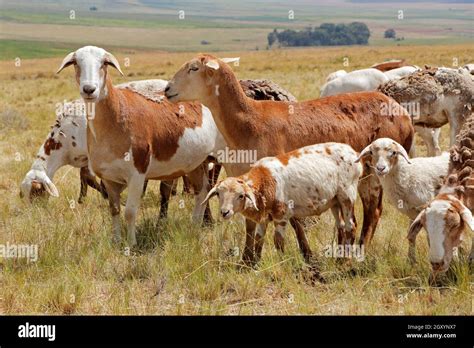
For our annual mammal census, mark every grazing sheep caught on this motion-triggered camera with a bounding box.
[166,53,414,264]
[325,70,347,83]
[407,115,474,274]
[202,143,362,262]
[320,68,389,97]
[356,138,449,220]
[379,67,474,156]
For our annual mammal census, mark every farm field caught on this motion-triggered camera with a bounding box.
[0,43,473,315]
[0,0,473,58]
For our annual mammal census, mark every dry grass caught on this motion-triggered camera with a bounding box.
[0,44,473,314]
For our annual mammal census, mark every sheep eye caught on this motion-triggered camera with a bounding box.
[238,194,244,200]
[188,67,199,73]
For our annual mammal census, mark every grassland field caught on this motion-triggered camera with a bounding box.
[0,43,473,314]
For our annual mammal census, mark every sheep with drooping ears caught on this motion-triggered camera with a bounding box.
[356,138,449,220]
[202,143,362,263]
[407,115,474,275]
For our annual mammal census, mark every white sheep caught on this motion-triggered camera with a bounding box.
[202,142,363,262]
[384,66,420,80]
[320,68,389,97]
[325,69,347,82]
[356,138,450,220]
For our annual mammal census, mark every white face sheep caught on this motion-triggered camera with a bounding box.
[203,143,363,263]
[356,138,449,220]
[407,115,474,275]
[57,46,227,246]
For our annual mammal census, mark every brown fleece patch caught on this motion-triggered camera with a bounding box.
[43,137,62,155]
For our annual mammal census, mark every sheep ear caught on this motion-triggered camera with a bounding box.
[205,60,220,70]
[201,185,218,206]
[395,143,412,164]
[44,177,59,197]
[221,57,240,66]
[244,192,259,211]
[104,52,124,76]
[460,205,474,231]
[355,144,372,163]
[56,52,76,74]
[407,210,424,242]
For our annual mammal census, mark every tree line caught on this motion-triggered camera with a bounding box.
[268,22,370,47]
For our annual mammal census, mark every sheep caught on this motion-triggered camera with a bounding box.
[56,46,231,246]
[165,53,414,264]
[356,138,450,220]
[379,67,474,155]
[202,143,362,263]
[19,80,170,201]
[384,66,420,80]
[407,114,474,275]
[325,69,347,83]
[320,68,389,97]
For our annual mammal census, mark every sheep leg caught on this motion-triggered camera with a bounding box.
[124,174,147,246]
[254,221,268,261]
[414,126,441,156]
[358,167,383,247]
[289,217,312,263]
[187,163,213,225]
[181,176,191,194]
[102,179,125,244]
[338,189,358,246]
[79,166,107,203]
[242,219,257,265]
[141,179,149,198]
[159,180,175,219]
[78,168,89,204]
[273,220,286,254]
[331,205,346,246]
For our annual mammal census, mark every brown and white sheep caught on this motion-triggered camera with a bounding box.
[165,53,414,264]
[202,143,362,263]
[407,114,474,274]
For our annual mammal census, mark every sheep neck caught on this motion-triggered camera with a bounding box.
[205,65,256,148]
[90,77,124,134]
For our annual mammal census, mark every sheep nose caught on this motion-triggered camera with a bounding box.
[376,165,386,173]
[431,261,443,271]
[165,85,170,93]
[221,209,230,218]
[83,85,96,95]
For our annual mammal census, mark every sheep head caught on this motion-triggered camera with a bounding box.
[165,54,240,105]
[355,138,411,176]
[202,177,258,220]
[407,195,473,274]
[20,169,59,201]
[57,46,123,103]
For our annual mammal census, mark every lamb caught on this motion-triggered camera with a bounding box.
[320,68,389,97]
[202,143,362,263]
[407,114,474,274]
[165,53,414,264]
[325,69,347,83]
[356,138,450,220]
[56,46,229,246]
[379,67,474,156]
